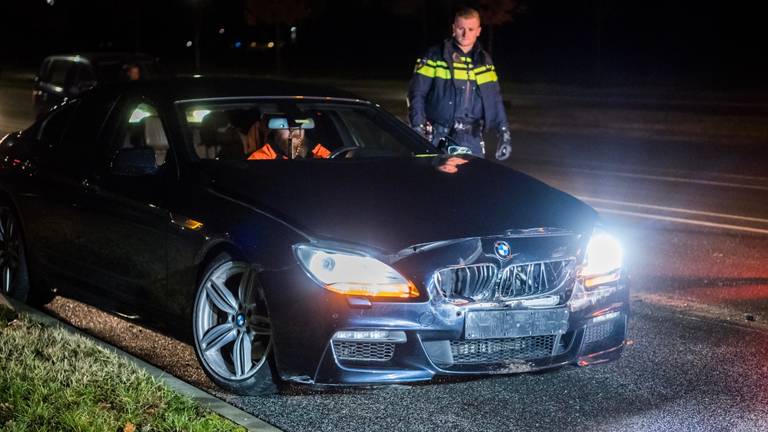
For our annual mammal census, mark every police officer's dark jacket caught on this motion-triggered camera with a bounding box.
[408,39,508,132]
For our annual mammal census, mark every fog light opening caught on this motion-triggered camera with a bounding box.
[332,330,407,343]
[591,311,620,323]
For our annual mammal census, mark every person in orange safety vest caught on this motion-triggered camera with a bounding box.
[248,127,330,160]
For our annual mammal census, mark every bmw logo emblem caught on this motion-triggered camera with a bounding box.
[494,241,512,259]
[235,313,246,327]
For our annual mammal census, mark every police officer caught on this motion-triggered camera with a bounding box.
[408,7,512,160]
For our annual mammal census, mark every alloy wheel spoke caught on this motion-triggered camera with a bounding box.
[249,315,271,336]
[201,323,237,353]
[205,279,238,315]
[233,331,253,377]
[237,267,254,307]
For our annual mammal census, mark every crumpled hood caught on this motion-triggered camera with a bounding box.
[209,155,597,253]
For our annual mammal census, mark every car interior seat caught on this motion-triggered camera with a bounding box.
[144,116,169,167]
[199,111,246,160]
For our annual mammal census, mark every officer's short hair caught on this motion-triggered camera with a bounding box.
[455,7,480,22]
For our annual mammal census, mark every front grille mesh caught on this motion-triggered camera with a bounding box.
[433,264,498,301]
[434,259,574,301]
[497,261,572,298]
[584,320,616,344]
[450,335,556,364]
[332,341,395,362]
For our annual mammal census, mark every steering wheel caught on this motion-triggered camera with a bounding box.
[329,146,358,159]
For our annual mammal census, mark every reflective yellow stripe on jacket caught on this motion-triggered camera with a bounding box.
[414,58,498,85]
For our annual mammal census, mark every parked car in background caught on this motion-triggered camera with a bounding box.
[32,52,160,118]
[1,77,628,395]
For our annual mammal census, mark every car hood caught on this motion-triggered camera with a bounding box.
[209,155,598,253]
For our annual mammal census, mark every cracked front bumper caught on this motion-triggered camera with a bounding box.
[262,265,629,386]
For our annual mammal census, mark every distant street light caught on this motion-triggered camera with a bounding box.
[186,41,193,48]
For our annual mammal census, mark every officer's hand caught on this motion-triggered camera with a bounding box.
[413,124,427,137]
[495,143,511,161]
[412,123,429,138]
[495,127,512,161]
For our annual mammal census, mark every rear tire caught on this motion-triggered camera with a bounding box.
[192,253,280,395]
[0,205,31,303]
[0,204,53,306]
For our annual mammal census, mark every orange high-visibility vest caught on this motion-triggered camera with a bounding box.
[247,143,331,160]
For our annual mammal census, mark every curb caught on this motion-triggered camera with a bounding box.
[1,294,283,432]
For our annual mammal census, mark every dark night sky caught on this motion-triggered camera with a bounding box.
[1,0,766,89]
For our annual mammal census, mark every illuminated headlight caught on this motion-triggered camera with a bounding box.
[294,244,419,298]
[579,229,623,288]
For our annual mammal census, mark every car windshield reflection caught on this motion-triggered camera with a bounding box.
[177,98,436,161]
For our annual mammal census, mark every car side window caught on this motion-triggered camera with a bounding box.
[38,59,52,82]
[111,102,170,171]
[48,60,70,87]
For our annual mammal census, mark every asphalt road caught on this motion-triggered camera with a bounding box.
[2,78,768,430]
[211,301,768,432]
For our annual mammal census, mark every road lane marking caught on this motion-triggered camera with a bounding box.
[579,196,768,224]
[558,167,768,191]
[516,155,768,183]
[594,207,768,235]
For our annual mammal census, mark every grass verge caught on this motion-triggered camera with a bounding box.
[0,305,244,432]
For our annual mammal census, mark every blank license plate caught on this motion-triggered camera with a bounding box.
[465,309,569,339]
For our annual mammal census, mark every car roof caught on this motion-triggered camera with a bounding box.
[94,76,365,102]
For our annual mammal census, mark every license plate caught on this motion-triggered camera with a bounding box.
[465,308,569,339]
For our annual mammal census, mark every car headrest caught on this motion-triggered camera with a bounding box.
[200,111,231,129]
[144,116,168,150]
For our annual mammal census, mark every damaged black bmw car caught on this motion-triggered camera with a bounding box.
[0,77,628,395]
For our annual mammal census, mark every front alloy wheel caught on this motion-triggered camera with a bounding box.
[193,256,278,395]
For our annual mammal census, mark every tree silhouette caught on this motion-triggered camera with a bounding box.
[244,0,311,75]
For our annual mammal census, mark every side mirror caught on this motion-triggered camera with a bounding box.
[111,147,157,176]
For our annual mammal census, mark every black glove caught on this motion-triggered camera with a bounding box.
[495,126,512,161]
[412,122,433,142]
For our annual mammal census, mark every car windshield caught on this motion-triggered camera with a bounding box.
[176,98,437,161]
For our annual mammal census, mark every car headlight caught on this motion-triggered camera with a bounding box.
[579,229,623,288]
[294,244,419,298]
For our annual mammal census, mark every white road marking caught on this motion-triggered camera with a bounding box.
[595,207,768,235]
[579,196,768,224]
[516,155,768,183]
[558,166,768,191]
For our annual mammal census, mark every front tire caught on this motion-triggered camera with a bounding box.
[192,254,279,395]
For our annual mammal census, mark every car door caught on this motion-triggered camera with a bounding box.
[66,97,173,317]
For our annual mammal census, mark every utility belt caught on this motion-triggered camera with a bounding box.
[434,119,484,137]
[432,119,486,156]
